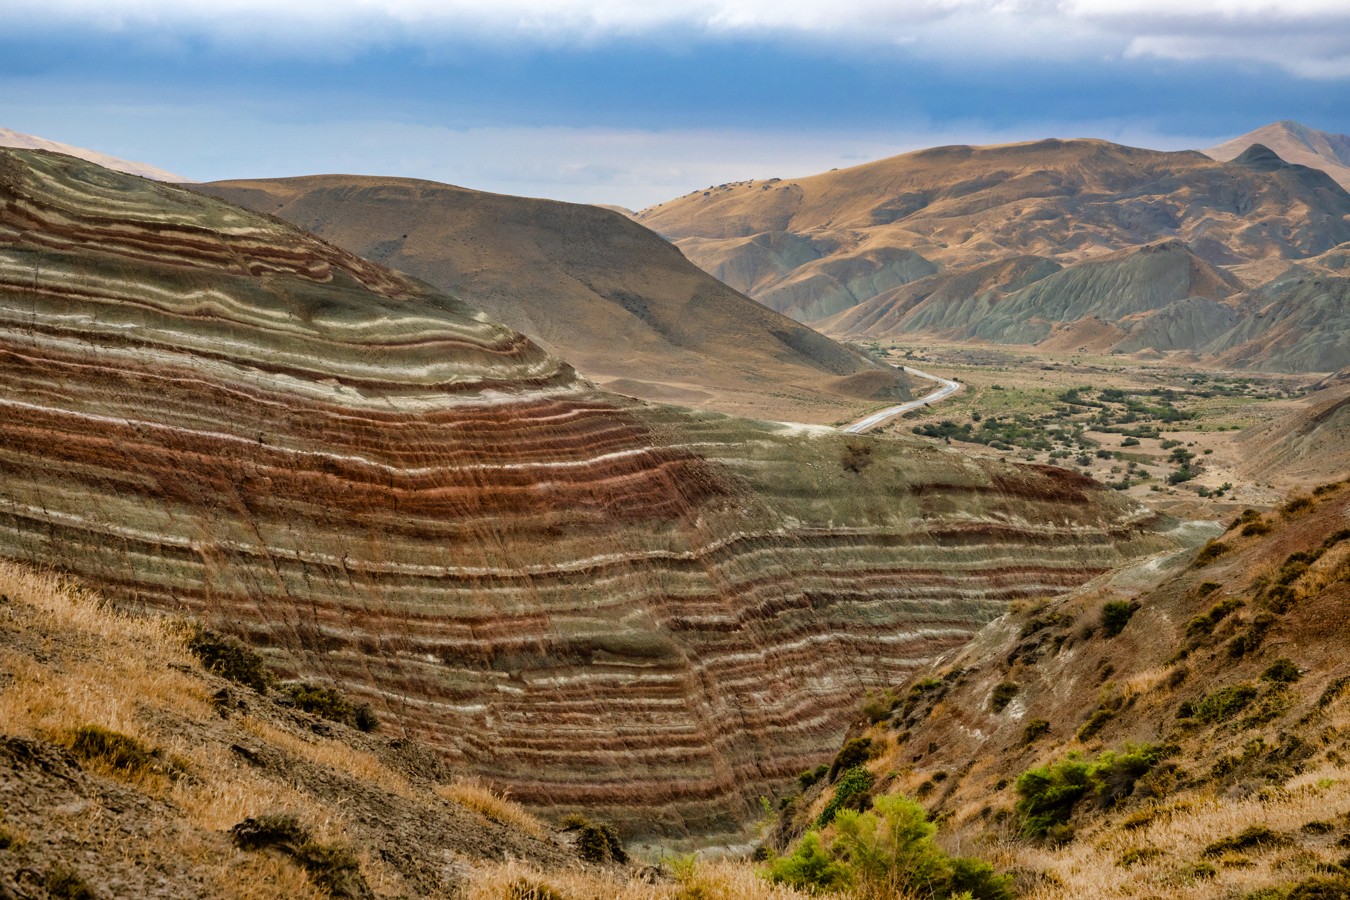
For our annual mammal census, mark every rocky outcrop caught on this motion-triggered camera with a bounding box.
[0,148,1173,840]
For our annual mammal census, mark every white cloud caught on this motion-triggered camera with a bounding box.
[8,0,1349,77]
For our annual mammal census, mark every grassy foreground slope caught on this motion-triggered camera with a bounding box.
[769,481,1350,899]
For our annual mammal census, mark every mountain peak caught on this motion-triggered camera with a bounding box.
[1205,120,1350,189]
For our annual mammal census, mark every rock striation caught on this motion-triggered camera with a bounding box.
[0,148,1174,839]
[191,174,911,424]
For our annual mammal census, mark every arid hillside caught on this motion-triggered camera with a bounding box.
[0,126,185,182]
[0,148,1176,842]
[639,138,1350,372]
[192,175,912,424]
[1207,121,1350,191]
[767,481,1350,899]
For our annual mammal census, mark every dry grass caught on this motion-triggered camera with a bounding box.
[991,760,1350,899]
[464,857,815,900]
[436,777,547,839]
[0,561,376,898]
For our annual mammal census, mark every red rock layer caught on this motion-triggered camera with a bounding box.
[0,148,1172,840]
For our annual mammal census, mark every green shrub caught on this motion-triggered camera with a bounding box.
[1021,719,1051,745]
[1077,706,1116,741]
[818,766,875,827]
[1101,601,1141,638]
[1193,540,1230,566]
[798,764,828,791]
[1228,615,1277,659]
[188,627,270,693]
[567,818,626,864]
[766,832,852,891]
[1194,684,1259,723]
[1186,598,1244,642]
[769,795,1012,900]
[283,683,378,733]
[990,681,1019,713]
[829,737,876,781]
[1262,659,1302,684]
[1282,495,1315,518]
[1203,825,1288,857]
[1015,744,1167,838]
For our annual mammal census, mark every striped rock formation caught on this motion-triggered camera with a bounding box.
[0,148,1174,840]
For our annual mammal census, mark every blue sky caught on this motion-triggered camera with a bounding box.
[2,1,1348,207]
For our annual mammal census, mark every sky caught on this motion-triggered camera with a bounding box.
[1,1,1348,208]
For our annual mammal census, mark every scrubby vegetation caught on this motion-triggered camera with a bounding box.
[769,795,1012,899]
[1015,744,1168,839]
[282,682,379,733]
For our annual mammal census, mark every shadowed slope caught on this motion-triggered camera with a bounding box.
[192,175,911,423]
[0,148,1174,840]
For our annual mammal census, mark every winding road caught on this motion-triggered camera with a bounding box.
[842,366,962,434]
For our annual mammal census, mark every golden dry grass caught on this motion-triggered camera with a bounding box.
[436,777,547,839]
[464,857,816,900]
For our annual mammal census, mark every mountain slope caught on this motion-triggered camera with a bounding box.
[0,126,185,181]
[1206,120,1350,191]
[192,175,911,423]
[640,138,1350,288]
[639,139,1350,370]
[777,482,1350,899]
[823,240,1244,349]
[0,147,1175,841]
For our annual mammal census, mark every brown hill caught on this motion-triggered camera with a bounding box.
[0,126,185,182]
[1206,120,1350,191]
[769,482,1350,899]
[191,175,910,423]
[640,138,1350,290]
[1238,376,1350,488]
[0,147,1174,843]
[639,139,1350,370]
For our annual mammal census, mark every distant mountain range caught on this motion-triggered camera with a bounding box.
[1206,120,1350,190]
[639,130,1350,372]
[0,127,186,182]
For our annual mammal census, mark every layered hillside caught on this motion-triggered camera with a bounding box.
[640,138,1350,371]
[0,148,1175,840]
[191,175,911,423]
[1207,120,1350,191]
[775,482,1350,898]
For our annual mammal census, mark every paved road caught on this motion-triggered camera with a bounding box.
[842,366,962,434]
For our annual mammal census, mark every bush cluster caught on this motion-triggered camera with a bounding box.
[283,683,379,732]
[768,794,1012,900]
[1015,744,1168,838]
[188,627,270,693]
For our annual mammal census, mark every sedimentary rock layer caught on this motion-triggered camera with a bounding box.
[0,148,1172,839]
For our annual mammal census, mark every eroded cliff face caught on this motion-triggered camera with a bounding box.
[0,148,1173,840]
